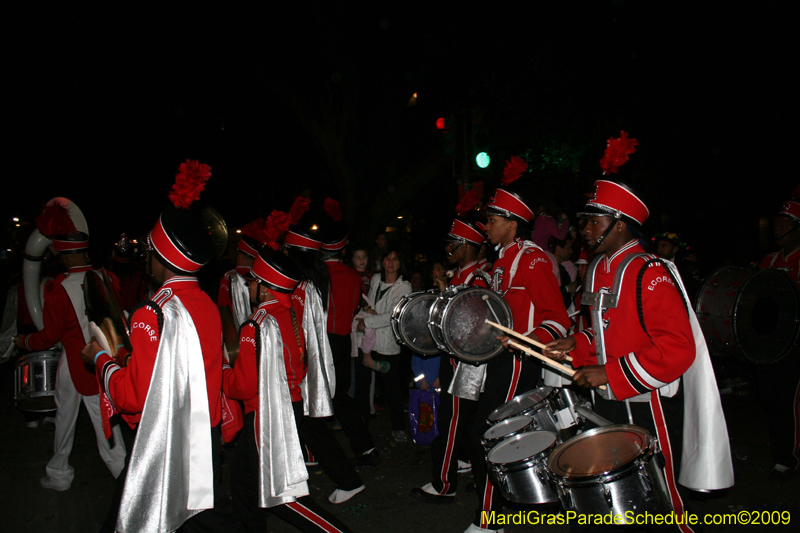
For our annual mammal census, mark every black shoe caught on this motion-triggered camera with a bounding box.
[356,449,379,467]
[411,485,455,504]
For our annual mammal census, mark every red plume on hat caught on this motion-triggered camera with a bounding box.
[36,203,77,238]
[324,197,342,222]
[599,131,639,175]
[262,209,292,251]
[501,155,528,185]
[289,196,311,225]
[455,190,481,217]
[240,218,267,242]
[168,160,212,209]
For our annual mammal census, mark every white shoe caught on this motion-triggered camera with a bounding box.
[40,476,70,491]
[464,524,504,533]
[328,485,365,504]
[457,460,472,473]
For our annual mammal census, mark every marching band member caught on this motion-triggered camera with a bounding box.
[545,178,734,532]
[757,194,800,479]
[284,227,367,504]
[218,218,264,364]
[467,185,571,533]
[412,218,487,504]
[81,161,237,532]
[321,202,381,472]
[223,248,353,532]
[15,200,126,491]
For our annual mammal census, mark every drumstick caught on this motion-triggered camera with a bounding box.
[486,320,573,362]
[507,339,607,391]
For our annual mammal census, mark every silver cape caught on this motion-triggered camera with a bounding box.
[117,295,214,533]
[229,270,251,328]
[256,312,309,507]
[299,281,336,417]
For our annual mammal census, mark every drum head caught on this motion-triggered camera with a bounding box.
[733,269,800,363]
[483,415,533,441]
[488,431,557,465]
[548,425,651,479]
[696,267,800,363]
[439,287,513,363]
[487,387,554,424]
[393,292,439,355]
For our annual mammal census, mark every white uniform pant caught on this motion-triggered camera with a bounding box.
[45,351,126,486]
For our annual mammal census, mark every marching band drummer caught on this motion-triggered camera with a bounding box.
[411,218,488,504]
[15,200,126,492]
[757,193,800,480]
[545,180,733,532]
[465,187,571,533]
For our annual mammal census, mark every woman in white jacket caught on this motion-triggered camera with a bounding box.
[355,247,412,442]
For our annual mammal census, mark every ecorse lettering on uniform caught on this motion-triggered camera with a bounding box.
[647,276,675,291]
[528,257,548,269]
[132,322,158,341]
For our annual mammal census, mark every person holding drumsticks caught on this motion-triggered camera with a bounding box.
[545,178,733,532]
[463,185,571,533]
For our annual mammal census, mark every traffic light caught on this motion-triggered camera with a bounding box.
[470,108,490,170]
[437,115,456,157]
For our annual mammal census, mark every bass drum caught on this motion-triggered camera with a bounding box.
[695,267,800,364]
[390,291,439,356]
[428,286,513,363]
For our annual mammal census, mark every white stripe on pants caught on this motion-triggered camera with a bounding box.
[45,350,126,486]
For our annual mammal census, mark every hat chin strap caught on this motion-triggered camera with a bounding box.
[446,242,463,257]
[588,218,618,253]
[777,221,800,241]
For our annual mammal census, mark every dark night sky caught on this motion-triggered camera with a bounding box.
[3,2,797,275]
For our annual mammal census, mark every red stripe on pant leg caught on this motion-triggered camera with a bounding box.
[440,396,460,494]
[480,478,494,528]
[286,501,343,533]
[650,394,694,533]
[306,446,314,463]
[504,357,522,403]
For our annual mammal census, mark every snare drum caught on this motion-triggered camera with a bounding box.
[428,286,513,363]
[481,415,534,451]
[14,350,60,412]
[487,431,560,504]
[547,425,672,517]
[391,291,439,355]
[487,387,559,434]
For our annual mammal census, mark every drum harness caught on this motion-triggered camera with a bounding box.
[582,253,688,423]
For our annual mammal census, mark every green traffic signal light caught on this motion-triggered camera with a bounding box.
[475,152,490,169]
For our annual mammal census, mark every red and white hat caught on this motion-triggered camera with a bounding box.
[284,229,323,252]
[149,160,225,273]
[251,250,302,294]
[321,233,349,252]
[578,180,649,228]
[35,198,90,254]
[778,200,800,223]
[445,219,484,246]
[485,188,535,224]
